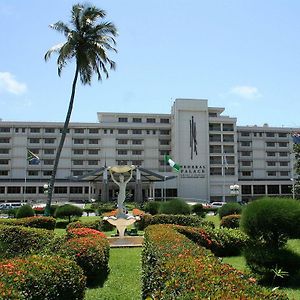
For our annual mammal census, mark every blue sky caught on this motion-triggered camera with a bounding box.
[0,0,299,127]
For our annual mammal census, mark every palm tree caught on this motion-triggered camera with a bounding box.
[44,3,117,215]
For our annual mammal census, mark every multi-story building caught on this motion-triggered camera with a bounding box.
[0,98,296,204]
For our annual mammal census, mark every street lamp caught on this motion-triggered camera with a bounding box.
[291,178,295,199]
[230,184,240,196]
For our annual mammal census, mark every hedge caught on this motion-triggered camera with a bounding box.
[66,219,114,232]
[0,255,86,300]
[0,216,56,230]
[142,224,287,299]
[66,227,106,239]
[59,235,110,285]
[220,214,241,229]
[0,225,54,259]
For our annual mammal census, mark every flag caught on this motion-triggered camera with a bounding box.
[292,132,300,144]
[27,149,40,165]
[223,153,229,169]
[164,155,181,172]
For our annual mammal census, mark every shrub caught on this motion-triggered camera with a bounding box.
[97,203,116,215]
[142,224,287,299]
[66,227,106,239]
[218,202,242,219]
[83,207,95,216]
[144,201,161,215]
[132,208,145,216]
[191,203,206,217]
[220,214,241,229]
[59,235,110,285]
[0,225,54,258]
[33,206,45,215]
[66,219,114,232]
[159,198,191,215]
[16,204,34,218]
[0,216,56,230]
[54,204,83,223]
[0,255,86,300]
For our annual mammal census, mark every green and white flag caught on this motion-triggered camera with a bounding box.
[164,155,181,172]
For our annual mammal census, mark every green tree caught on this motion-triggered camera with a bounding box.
[44,3,117,215]
[54,204,83,223]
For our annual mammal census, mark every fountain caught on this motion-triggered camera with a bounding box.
[103,165,140,238]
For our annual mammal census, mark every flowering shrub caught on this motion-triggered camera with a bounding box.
[0,255,86,300]
[66,219,114,232]
[102,210,117,217]
[59,235,110,285]
[142,224,287,299]
[132,208,145,216]
[67,227,106,239]
[0,216,56,230]
[220,214,241,229]
[0,225,54,258]
[33,206,45,215]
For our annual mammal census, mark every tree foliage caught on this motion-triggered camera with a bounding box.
[54,204,83,223]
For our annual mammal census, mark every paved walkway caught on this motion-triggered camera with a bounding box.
[108,236,144,248]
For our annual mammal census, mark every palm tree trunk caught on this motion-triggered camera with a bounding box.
[44,65,79,216]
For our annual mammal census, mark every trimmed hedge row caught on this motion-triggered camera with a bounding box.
[66,219,114,232]
[0,225,54,259]
[0,255,86,300]
[142,224,287,299]
[66,227,107,239]
[220,214,241,228]
[135,213,214,230]
[0,216,56,230]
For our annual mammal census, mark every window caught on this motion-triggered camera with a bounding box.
[70,187,83,194]
[73,139,84,144]
[241,141,251,147]
[43,171,52,176]
[132,139,142,145]
[118,129,128,134]
[209,112,217,117]
[241,132,250,137]
[209,123,221,131]
[210,145,222,153]
[132,129,142,134]
[160,118,169,124]
[160,130,170,135]
[44,138,55,144]
[43,159,54,165]
[266,142,275,147]
[118,139,128,145]
[54,187,68,194]
[117,160,128,165]
[266,132,275,137]
[0,159,9,164]
[279,152,288,157]
[280,162,288,166]
[0,127,10,132]
[0,138,10,143]
[45,128,55,133]
[267,185,280,194]
[88,160,98,165]
[89,128,99,134]
[146,118,156,123]
[152,130,156,134]
[223,145,234,153]
[59,128,70,133]
[29,138,39,144]
[133,117,142,123]
[241,185,251,194]
[132,150,142,155]
[280,171,289,176]
[74,128,84,134]
[241,171,252,176]
[117,149,128,155]
[30,128,40,133]
[88,149,98,155]
[15,128,19,133]
[73,149,84,155]
[160,150,170,156]
[132,160,143,166]
[241,161,251,166]
[7,187,21,194]
[0,149,9,154]
[253,185,265,194]
[267,161,276,166]
[89,139,99,144]
[73,160,84,165]
[104,129,107,134]
[110,129,114,134]
[160,139,170,145]
[278,133,287,138]
[0,170,8,176]
[278,142,288,147]
[225,168,235,175]
[210,167,222,175]
[209,134,221,142]
[25,187,36,194]
[223,124,234,131]
[210,156,222,164]
[226,156,235,164]
[266,152,276,157]
[73,171,83,176]
[118,117,128,123]
[28,170,38,176]
[267,171,276,176]
[223,134,234,142]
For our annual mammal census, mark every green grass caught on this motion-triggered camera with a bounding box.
[85,248,142,300]
[204,214,220,228]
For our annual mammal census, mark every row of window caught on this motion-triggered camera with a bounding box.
[241,184,291,195]
[209,134,235,142]
[240,151,289,157]
[209,123,234,132]
[240,161,289,167]
[240,131,289,138]
[240,171,290,177]
[118,117,170,124]
[240,141,289,147]
[0,186,90,194]
[209,145,235,153]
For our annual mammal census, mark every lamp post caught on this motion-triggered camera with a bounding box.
[230,184,240,201]
[291,178,295,199]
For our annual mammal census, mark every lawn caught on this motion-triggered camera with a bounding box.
[85,248,142,300]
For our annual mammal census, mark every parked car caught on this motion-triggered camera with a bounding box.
[210,202,226,209]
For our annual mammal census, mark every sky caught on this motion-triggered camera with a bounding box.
[0,0,300,127]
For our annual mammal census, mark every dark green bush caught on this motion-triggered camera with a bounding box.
[144,201,161,215]
[192,203,206,217]
[218,202,242,219]
[0,225,54,258]
[220,214,241,229]
[59,235,110,286]
[83,207,95,216]
[16,204,34,218]
[0,255,86,300]
[97,203,116,214]
[0,216,56,230]
[159,198,191,215]
[54,204,83,223]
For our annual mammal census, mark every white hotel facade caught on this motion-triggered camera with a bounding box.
[0,98,296,204]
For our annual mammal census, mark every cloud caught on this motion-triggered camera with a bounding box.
[0,72,27,95]
[230,85,261,99]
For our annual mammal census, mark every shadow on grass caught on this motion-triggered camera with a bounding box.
[86,269,110,288]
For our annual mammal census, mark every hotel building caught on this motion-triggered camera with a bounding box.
[0,98,296,204]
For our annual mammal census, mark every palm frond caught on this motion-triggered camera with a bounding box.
[49,21,71,38]
[44,43,65,61]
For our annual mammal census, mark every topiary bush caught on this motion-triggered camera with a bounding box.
[159,198,191,215]
[220,214,241,229]
[54,204,83,223]
[59,235,110,286]
[0,225,54,259]
[144,201,161,215]
[0,255,86,300]
[192,203,206,217]
[16,204,34,218]
[218,202,242,219]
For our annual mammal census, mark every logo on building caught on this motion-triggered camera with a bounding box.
[190,116,198,160]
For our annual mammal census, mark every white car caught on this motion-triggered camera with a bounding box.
[210,202,226,209]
